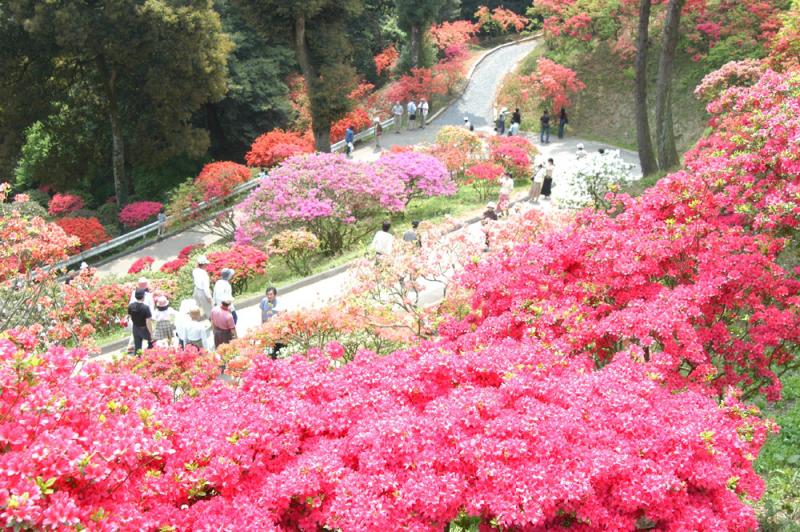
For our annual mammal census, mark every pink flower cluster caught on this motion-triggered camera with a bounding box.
[47,193,84,217]
[376,151,456,203]
[118,201,163,228]
[236,153,409,253]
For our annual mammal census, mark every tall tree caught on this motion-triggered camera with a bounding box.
[654,0,686,170]
[634,0,658,176]
[233,0,362,152]
[396,0,446,69]
[3,0,231,205]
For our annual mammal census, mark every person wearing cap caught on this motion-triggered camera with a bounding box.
[576,143,587,159]
[464,116,472,130]
[127,288,153,354]
[419,99,429,128]
[192,256,213,318]
[406,100,417,130]
[483,202,498,221]
[211,299,237,348]
[392,102,403,133]
[213,268,237,324]
[152,296,178,346]
[180,303,213,350]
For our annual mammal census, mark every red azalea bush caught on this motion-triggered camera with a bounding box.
[429,20,478,50]
[118,201,162,228]
[524,58,586,114]
[195,161,251,201]
[374,44,399,75]
[330,107,372,143]
[60,281,131,335]
[179,244,204,260]
[245,129,314,168]
[465,162,505,200]
[47,193,84,217]
[127,256,154,275]
[489,135,537,179]
[205,244,268,293]
[54,217,110,251]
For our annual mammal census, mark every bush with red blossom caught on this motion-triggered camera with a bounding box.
[195,161,252,200]
[118,201,163,228]
[127,256,154,275]
[205,244,268,293]
[47,193,84,217]
[245,129,314,168]
[464,162,505,200]
[55,217,110,251]
[330,107,372,143]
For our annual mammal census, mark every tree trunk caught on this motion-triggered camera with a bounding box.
[654,0,684,170]
[98,57,128,205]
[410,25,421,68]
[293,15,331,152]
[634,0,658,176]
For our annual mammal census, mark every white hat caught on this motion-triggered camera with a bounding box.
[196,255,209,265]
[486,201,497,209]
[577,143,585,150]
[137,277,148,286]
[464,117,469,122]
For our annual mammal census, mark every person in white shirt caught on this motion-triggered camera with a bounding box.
[576,143,587,160]
[498,174,515,216]
[213,268,237,324]
[179,304,214,351]
[392,102,403,133]
[419,99,429,128]
[192,256,213,318]
[370,221,395,256]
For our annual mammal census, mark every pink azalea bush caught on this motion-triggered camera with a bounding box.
[376,151,456,204]
[119,201,163,229]
[236,153,407,254]
[47,193,84,217]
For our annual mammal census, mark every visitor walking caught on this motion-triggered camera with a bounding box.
[374,118,383,149]
[464,116,472,130]
[213,268,237,324]
[498,173,515,215]
[260,287,285,359]
[211,300,237,348]
[576,143,587,160]
[156,208,167,238]
[179,304,213,350]
[541,158,555,199]
[371,220,395,256]
[192,255,213,318]
[540,110,551,144]
[419,99,429,128]
[496,108,506,135]
[407,100,417,131]
[152,296,178,347]
[558,108,568,139]
[127,288,153,354]
[345,125,355,158]
[392,102,403,133]
[483,202,498,221]
[403,220,421,246]
[509,121,520,136]
[512,108,521,126]
[528,163,544,204]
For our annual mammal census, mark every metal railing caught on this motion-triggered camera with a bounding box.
[58,117,398,270]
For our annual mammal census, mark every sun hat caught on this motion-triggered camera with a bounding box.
[577,143,585,149]
[156,296,169,307]
[220,268,235,281]
[196,255,209,265]
[486,201,497,209]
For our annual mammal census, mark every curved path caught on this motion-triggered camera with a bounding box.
[98,38,642,354]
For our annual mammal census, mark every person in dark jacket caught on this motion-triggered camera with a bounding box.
[540,110,551,144]
[558,108,568,139]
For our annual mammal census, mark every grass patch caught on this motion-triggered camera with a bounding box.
[754,370,800,530]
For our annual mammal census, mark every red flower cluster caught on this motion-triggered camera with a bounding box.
[330,107,372,143]
[488,135,536,179]
[47,193,84,217]
[245,129,314,168]
[206,244,268,292]
[127,256,154,275]
[55,217,110,251]
[374,44,399,75]
[60,281,131,335]
[195,161,251,201]
[118,201,162,228]
[159,244,204,273]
